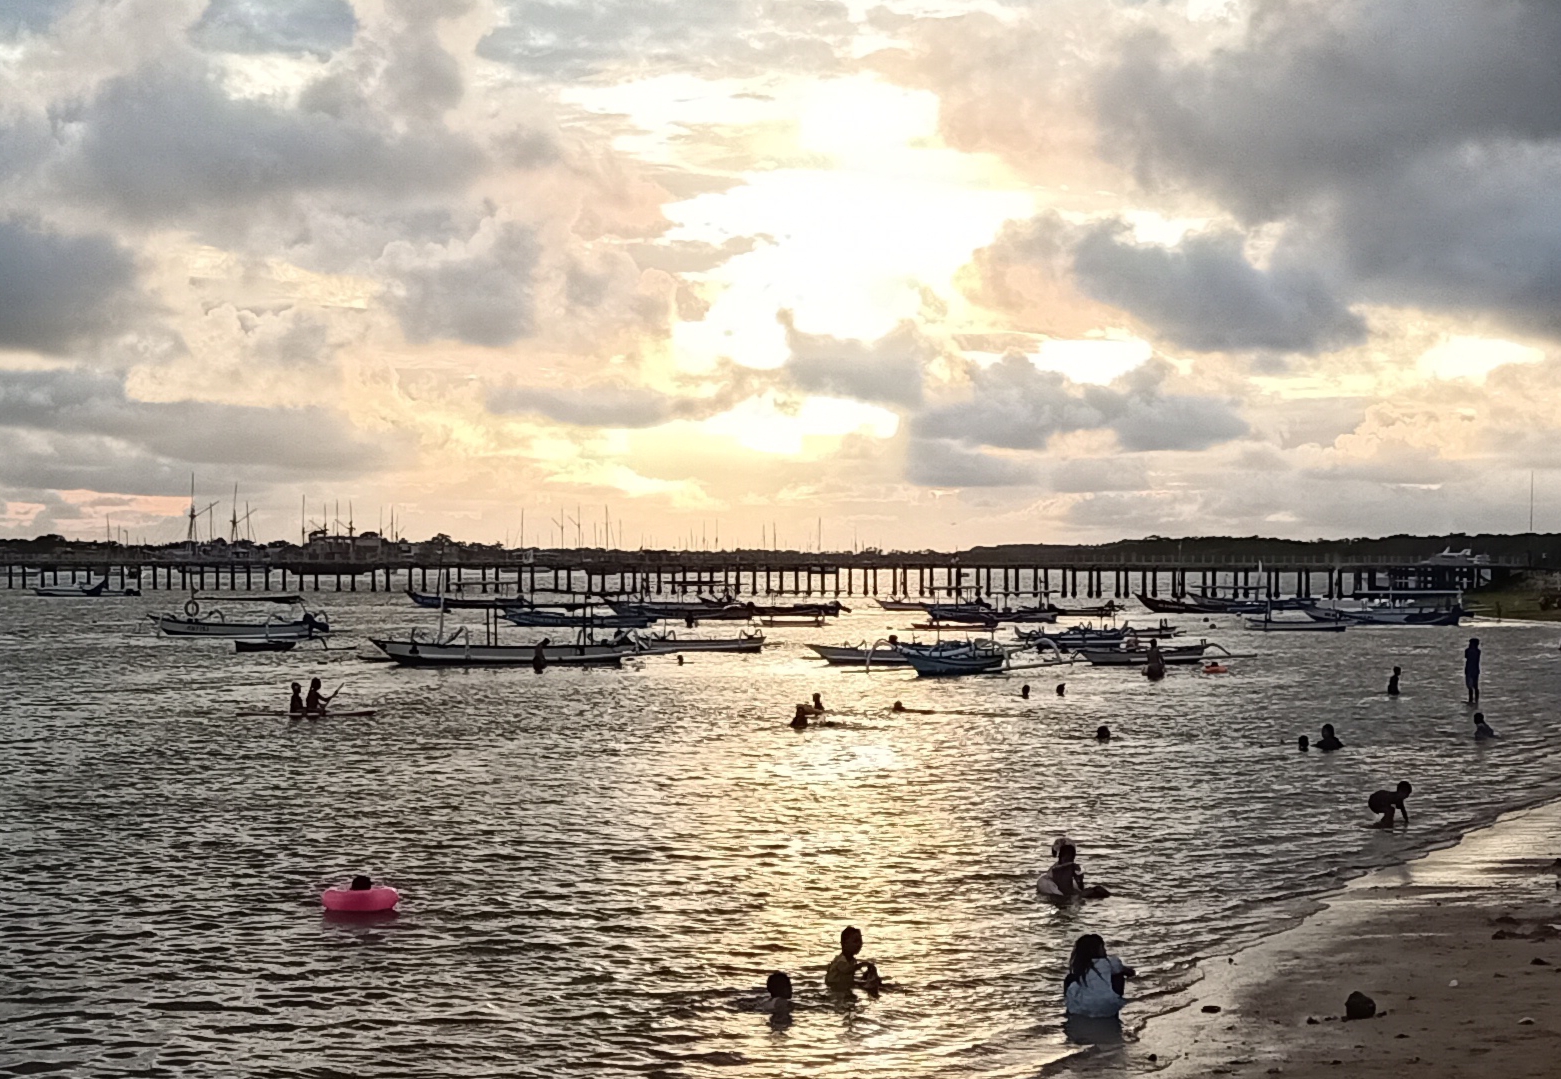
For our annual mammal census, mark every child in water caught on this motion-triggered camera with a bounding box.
[1474,713,1498,740]
[757,972,793,1017]
[1316,724,1343,752]
[1063,934,1135,1018]
[1367,782,1413,828]
[825,926,881,994]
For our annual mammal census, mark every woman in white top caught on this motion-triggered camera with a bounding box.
[1063,933,1135,1018]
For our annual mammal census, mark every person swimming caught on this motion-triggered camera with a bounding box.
[1095,725,1111,742]
[891,701,934,714]
[1021,684,1031,699]
[1056,683,1066,697]
[288,682,304,716]
[1387,666,1401,696]
[1316,723,1343,752]
[757,971,793,1017]
[349,875,373,891]
[825,926,881,994]
[1367,781,1413,828]
[791,705,811,729]
[1298,735,1310,752]
[1474,712,1498,740]
[1063,933,1135,1019]
[304,677,337,716]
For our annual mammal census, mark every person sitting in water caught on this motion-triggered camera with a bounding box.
[1474,712,1498,740]
[1095,725,1111,743]
[1063,933,1135,1019]
[1046,841,1086,897]
[304,677,337,716]
[791,705,811,729]
[756,971,794,1017]
[1316,723,1343,752]
[1387,666,1402,696]
[289,682,305,716]
[1021,684,1031,700]
[349,875,373,891]
[825,926,881,994]
[1298,735,1310,752]
[1367,781,1412,828]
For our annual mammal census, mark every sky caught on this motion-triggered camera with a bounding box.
[1,0,1559,549]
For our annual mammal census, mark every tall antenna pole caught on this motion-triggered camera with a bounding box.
[1531,470,1536,533]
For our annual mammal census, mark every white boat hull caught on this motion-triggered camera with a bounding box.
[153,615,323,639]
[635,634,764,655]
[807,644,911,666]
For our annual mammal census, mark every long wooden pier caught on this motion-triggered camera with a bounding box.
[0,544,1526,600]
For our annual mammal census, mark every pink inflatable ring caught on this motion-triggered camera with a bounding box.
[322,885,399,912]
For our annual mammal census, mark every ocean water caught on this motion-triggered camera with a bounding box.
[3,590,1559,1077]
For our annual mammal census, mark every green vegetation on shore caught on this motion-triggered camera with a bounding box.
[1466,571,1561,621]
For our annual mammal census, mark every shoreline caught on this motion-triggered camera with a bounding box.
[1056,797,1561,1077]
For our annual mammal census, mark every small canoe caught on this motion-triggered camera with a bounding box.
[235,709,379,718]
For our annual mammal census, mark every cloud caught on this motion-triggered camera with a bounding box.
[51,64,484,224]
[1095,2,1561,338]
[0,217,145,354]
[0,0,69,36]
[971,212,1364,354]
[1071,220,1365,353]
[382,222,540,347]
[0,367,391,475]
[190,0,358,58]
[905,438,1038,487]
[910,353,1247,456]
[490,385,687,428]
[781,314,932,408]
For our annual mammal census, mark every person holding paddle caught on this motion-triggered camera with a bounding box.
[304,677,340,716]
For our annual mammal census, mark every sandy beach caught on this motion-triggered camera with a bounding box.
[1066,799,1561,1078]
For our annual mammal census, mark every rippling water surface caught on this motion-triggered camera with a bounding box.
[4,590,1560,1077]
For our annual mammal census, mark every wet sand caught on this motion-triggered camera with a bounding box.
[1068,800,1561,1077]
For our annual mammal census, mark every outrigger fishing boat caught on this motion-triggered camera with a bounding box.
[503,607,653,629]
[370,631,634,667]
[1077,641,1220,667]
[33,578,140,597]
[1303,590,1466,626]
[630,630,765,655]
[807,642,912,667]
[150,596,330,640]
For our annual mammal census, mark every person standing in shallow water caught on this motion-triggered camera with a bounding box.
[825,926,881,994]
[1387,666,1401,696]
[1464,638,1482,705]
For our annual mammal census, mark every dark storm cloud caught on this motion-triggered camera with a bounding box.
[1095,1,1561,336]
[905,438,1038,487]
[477,0,854,79]
[910,354,1246,455]
[387,224,539,347]
[0,217,144,354]
[53,65,484,224]
[0,367,390,474]
[1071,221,1365,353]
[190,0,358,58]
[782,316,930,408]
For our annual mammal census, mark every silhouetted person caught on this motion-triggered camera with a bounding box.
[1056,683,1066,697]
[1464,638,1482,704]
[1387,666,1401,696]
[349,875,373,891]
[1095,725,1111,743]
[1063,934,1134,1018]
[1474,712,1497,740]
[1144,640,1166,681]
[812,693,825,712]
[759,971,793,1018]
[791,705,810,729]
[532,637,551,673]
[1316,724,1343,752]
[1298,735,1310,752]
[304,677,336,716]
[1021,684,1031,699]
[825,926,881,994]
[289,682,304,716]
[1368,781,1412,828]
